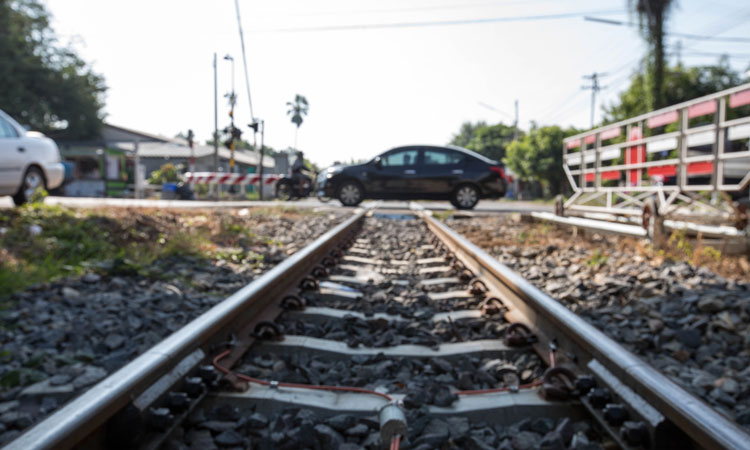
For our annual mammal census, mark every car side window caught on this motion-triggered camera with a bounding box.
[382,149,418,167]
[0,117,19,139]
[424,149,464,165]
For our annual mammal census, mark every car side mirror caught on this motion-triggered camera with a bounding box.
[374,157,382,169]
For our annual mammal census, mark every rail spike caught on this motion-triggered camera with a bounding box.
[253,321,284,341]
[541,366,578,401]
[299,276,320,291]
[503,322,537,347]
[280,295,306,310]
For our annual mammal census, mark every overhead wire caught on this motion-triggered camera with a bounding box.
[250,9,627,33]
[584,16,750,43]
[260,0,588,18]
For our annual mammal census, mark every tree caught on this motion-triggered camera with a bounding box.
[447,121,518,162]
[286,94,309,149]
[631,0,678,110]
[450,121,487,148]
[504,125,579,196]
[0,0,106,139]
[603,62,742,122]
[465,123,517,162]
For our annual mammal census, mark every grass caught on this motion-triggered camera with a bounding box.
[0,203,316,299]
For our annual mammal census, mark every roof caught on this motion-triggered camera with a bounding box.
[112,141,273,167]
[101,123,173,143]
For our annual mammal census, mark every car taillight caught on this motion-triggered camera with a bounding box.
[489,166,505,179]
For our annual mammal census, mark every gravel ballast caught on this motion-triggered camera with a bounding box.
[0,207,347,444]
[447,215,750,430]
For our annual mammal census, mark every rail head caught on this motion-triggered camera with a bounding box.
[423,212,750,450]
[6,209,368,450]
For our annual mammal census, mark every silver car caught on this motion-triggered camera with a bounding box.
[0,109,64,205]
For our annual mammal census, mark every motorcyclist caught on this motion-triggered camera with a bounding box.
[291,151,312,194]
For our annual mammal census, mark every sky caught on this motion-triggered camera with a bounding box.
[47,0,750,167]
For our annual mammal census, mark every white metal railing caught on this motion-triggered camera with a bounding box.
[563,82,750,197]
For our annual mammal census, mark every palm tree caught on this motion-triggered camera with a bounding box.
[631,0,677,110]
[286,94,309,149]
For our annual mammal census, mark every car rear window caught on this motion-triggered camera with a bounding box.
[424,149,464,165]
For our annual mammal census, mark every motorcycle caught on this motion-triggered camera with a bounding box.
[275,172,314,200]
[275,170,332,202]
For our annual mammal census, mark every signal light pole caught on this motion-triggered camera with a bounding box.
[223,54,237,172]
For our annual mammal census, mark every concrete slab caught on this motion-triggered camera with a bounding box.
[417,277,461,287]
[428,290,475,301]
[208,386,581,424]
[286,307,483,324]
[254,336,514,360]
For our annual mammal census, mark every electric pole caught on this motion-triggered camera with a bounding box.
[582,72,607,128]
[258,120,265,200]
[513,99,519,141]
[213,53,218,173]
[187,129,195,173]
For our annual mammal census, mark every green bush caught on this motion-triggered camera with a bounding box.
[148,163,181,185]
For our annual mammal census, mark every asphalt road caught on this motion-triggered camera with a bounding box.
[0,195,553,213]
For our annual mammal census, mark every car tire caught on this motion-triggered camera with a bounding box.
[12,166,46,206]
[337,181,363,207]
[275,180,293,200]
[451,184,480,210]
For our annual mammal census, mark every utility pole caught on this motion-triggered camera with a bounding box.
[187,129,195,173]
[258,120,265,200]
[582,72,607,128]
[513,99,519,141]
[213,53,219,173]
[675,40,683,65]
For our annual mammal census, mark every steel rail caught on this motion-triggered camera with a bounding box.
[6,209,367,450]
[423,212,750,450]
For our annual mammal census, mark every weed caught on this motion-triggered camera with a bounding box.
[432,211,453,221]
[585,249,608,268]
[698,246,722,263]
[667,230,693,257]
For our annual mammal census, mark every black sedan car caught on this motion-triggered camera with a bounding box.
[317,145,507,209]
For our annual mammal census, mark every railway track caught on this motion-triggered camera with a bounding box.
[6,208,750,449]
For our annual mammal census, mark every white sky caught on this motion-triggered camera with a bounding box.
[48,0,750,167]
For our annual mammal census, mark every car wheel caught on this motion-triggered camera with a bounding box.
[337,181,363,207]
[276,180,293,200]
[451,184,479,210]
[12,166,46,206]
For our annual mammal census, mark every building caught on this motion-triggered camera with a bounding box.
[56,123,274,197]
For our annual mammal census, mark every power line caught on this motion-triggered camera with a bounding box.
[584,16,750,43]
[261,0,584,18]
[680,51,750,59]
[478,102,514,120]
[250,9,626,33]
[234,0,254,121]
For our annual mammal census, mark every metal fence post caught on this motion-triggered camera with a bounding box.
[595,133,602,189]
[714,97,726,191]
[679,108,688,190]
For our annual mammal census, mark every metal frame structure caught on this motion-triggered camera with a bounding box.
[562,83,750,223]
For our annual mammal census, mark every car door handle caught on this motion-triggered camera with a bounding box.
[17,147,25,153]
[452,169,463,174]
[404,169,416,175]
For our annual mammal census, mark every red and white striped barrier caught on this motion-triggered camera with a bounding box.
[184,172,280,186]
